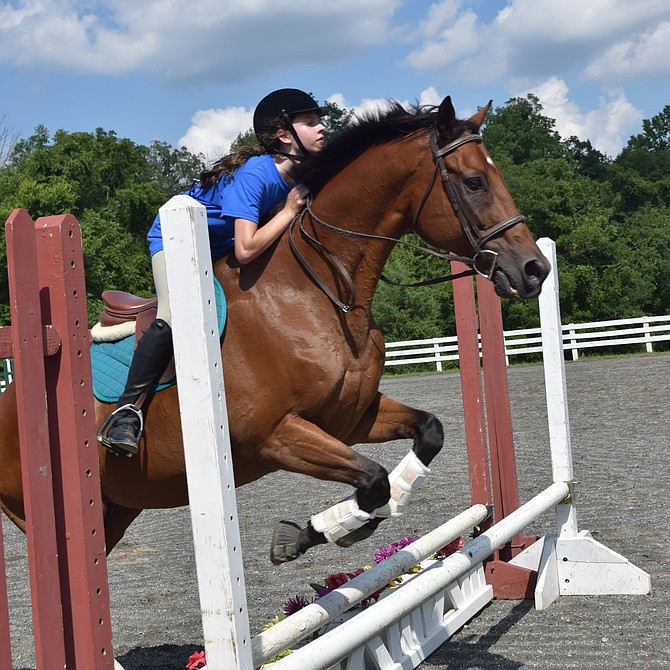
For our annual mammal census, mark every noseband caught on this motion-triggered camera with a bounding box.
[289,128,527,312]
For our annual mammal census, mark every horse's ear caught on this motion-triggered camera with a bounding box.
[467,101,492,132]
[436,96,457,143]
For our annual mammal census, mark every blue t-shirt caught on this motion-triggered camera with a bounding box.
[147,153,292,259]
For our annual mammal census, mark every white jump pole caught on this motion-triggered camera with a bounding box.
[160,195,253,669]
[510,237,651,609]
[270,482,571,670]
[252,503,490,667]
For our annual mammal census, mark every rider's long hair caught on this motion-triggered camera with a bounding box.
[199,116,285,188]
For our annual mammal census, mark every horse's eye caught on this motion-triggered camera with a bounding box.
[464,177,484,191]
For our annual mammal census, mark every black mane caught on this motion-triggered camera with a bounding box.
[294,101,476,193]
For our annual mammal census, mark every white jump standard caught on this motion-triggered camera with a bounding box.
[508,238,651,609]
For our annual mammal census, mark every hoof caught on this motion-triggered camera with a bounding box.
[335,519,381,548]
[270,520,303,565]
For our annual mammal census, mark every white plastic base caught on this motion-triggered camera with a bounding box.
[510,529,651,610]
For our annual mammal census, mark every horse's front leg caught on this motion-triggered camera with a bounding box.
[331,392,444,547]
[350,391,444,467]
[261,413,391,565]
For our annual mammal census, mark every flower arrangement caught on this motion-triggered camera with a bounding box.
[185,533,465,668]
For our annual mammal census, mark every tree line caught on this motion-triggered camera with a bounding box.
[0,96,668,346]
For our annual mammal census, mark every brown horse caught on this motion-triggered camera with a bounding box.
[0,96,549,563]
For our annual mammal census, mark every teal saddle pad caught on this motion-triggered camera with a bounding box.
[91,278,226,403]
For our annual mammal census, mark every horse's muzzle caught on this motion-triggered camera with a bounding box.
[492,252,551,300]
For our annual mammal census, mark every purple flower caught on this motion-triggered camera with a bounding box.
[282,594,312,616]
[374,544,396,562]
[394,536,418,550]
[374,536,418,563]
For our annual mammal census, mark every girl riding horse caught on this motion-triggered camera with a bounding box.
[98,88,326,457]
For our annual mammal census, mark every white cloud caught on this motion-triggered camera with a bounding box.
[527,77,643,156]
[584,90,644,157]
[528,77,586,138]
[0,0,154,73]
[178,106,253,161]
[418,86,443,107]
[405,4,482,72]
[398,0,668,155]
[0,0,402,83]
[404,0,670,84]
[582,20,670,81]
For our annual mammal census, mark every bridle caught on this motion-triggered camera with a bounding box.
[425,132,526,257]
[288,127,527,312]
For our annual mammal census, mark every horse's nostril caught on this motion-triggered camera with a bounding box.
[525,258,549,283]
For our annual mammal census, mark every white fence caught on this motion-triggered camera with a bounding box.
[0,358,13,393]
[1,315,668,390]
[385,314,670,371]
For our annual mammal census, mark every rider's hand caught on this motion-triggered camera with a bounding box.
[284,183,310,217]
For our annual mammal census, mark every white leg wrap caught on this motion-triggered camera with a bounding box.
[375,450,431,518]
[311,494,374,543]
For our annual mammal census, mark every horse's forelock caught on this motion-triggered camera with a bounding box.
[296,102,478,193]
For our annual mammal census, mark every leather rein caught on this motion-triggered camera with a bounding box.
[288,129,527,312]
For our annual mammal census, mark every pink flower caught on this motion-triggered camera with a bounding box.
[186,650,206,669]
[314,571,351,597]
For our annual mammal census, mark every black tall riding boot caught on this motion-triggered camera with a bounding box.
[99,318,173,457]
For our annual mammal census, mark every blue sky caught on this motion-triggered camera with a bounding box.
[1,0,669,162]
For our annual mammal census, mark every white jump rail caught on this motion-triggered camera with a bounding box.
[159,197,651,670]
[268,482,571,670]
[252,503,492,667]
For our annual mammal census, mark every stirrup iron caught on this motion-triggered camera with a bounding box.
[97,404,144,457]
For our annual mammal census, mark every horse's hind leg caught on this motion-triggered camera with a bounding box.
[259,414,391,565]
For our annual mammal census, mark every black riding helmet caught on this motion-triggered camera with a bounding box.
[253,88,324,159]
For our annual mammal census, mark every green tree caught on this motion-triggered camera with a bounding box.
[145,140,205,194]
[483,94,565,164]
[0,126,204,325]
[612,106,670,207]
[322,99,354,138]
[564,136,610,181]
[230,128,257,152]
[0,114,20,167]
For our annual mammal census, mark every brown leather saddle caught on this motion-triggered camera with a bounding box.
[98,290,175,383]
[99,290,158,346]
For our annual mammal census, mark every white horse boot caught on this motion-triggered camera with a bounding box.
[375,450,431,518]
[310,494,375,544]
